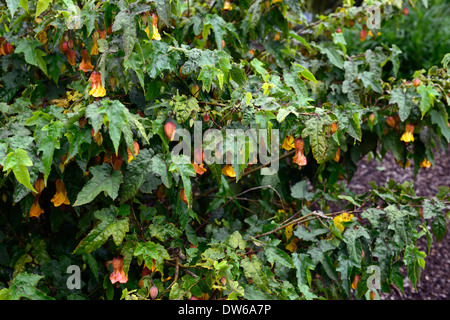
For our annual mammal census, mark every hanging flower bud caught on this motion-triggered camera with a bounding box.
[179,189,188,205]
[150,286,158,300]
[91,128,103,146]
[67,49,77,66]
[164,121,176,141]
[386,116,396,128]
[32,178,45,196]
[334,148,341,162]
[91,33,99,56]
[89,71,106,97]
[79,49,94,72]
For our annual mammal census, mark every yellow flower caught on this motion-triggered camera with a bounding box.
[400,124,414,143]
[285,238,299,252]
[420,159,431,168]
[91,36,99,55]
[29,196,44,218]
[222,164,236,177]
[147,14,161,40]
[334,148,341,162]
[88,71,106,98]
[282,136,295,151]
[51,179,70,207]
[273,0,282,3]
[223,0,232,10]
[333,212,354,233]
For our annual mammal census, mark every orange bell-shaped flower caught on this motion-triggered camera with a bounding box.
[127,141,140,163]
[400,124,414,143]
[222,164,236,177]
[292,138,307,168]
[29,196,44,218]
[51,179,70,207]
[89,71,106,97]
[110,257,128,284]
[79,49,94,72]
[146,14,161,40]
[67,49,77,66]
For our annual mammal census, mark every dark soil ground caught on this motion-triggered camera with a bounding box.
[348,145,450,300]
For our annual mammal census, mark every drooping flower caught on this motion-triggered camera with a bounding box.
[222,164,236,177]
[386,116,396,128]
[78,49,94,72]
[146,14,161,40]
[282,136,295,151]
[420,159,431,168]
[29,196,44,218]
[333,212,354,233]
[223,0,232,10]
[400,124,414,143]
[88,71,106,97]
[67,49,77,66]
[292,138,307,168]
[32,178,45,196]
[334,148,341,162]
[352,275,361,290]
[91,32,99,55]
[127,141,140,163]
[179,189,188,205]
[110,257,128,284]
[51,179,70,207]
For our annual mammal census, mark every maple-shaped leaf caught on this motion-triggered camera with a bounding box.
[73,206,129,254]
[134,241,170,277]
[73,163,123,206]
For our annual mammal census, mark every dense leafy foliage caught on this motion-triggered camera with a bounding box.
[0,0,449,300]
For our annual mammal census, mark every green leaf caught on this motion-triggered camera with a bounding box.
[7,273,54,300]
[97,99,133,155]
[3,149,37,194]
[198,65,224,92]
[389,88,413,122]
[431,214,447,242]
[343,227,370,267]
[73,163,123,206]
[227,231,247,250]
[241,256,270,293]
[122,16,137,60]
[6,0,20,17]
[320,46,344,69]
[293,225,328,242]
[134,241,170,276]
[154,0,171,26]
[292,253,315,288]
[147,216,182,242]
[250,58,269,78]
[430,109,450,142]
[359,71,382,93]
[417,84,439,118]
[291,180,314,201]
[169,156,196,207]
[265,246,294,268]
[120,149,154,203]
[14,39,48,75]
[230,65,247,86]
[36,0,51,17]
[302,116,327,164]
[73,206,129,254]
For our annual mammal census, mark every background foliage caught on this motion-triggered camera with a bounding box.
[0,0,449,300]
